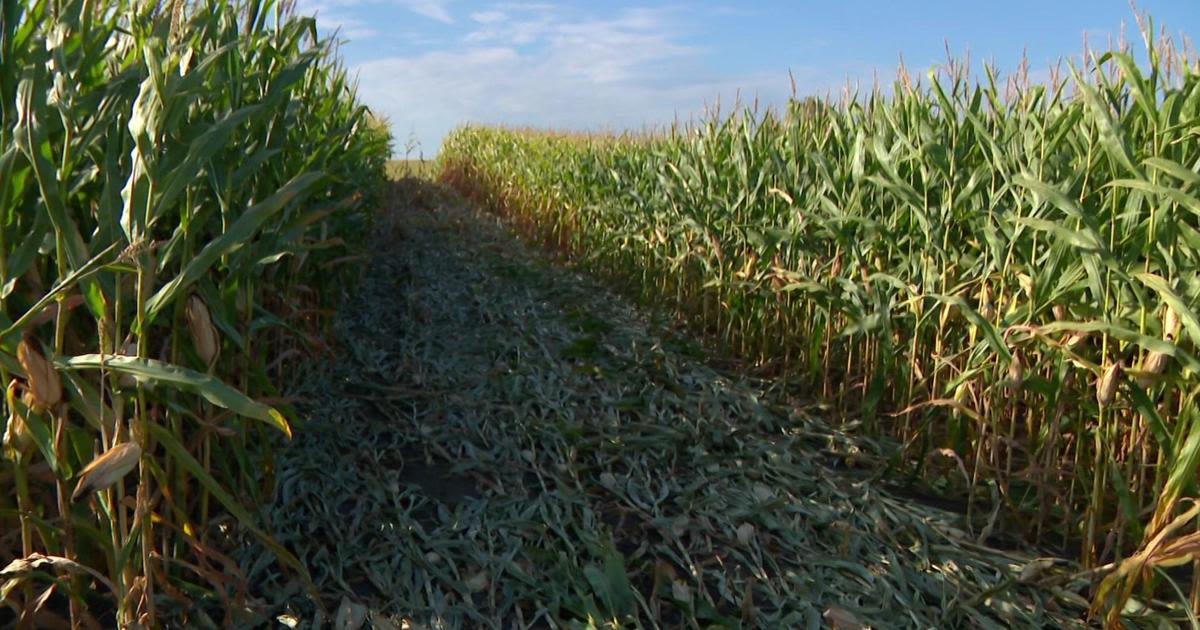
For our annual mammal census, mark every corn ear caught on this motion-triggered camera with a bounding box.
[72,442,142,502]
[1004,351,1025,394]
[1163,306,1180,341]
[18,335,61,410]
[185,295,220,368]
[2,381,33,461]
[1097,362,1123,407]
[1135,351,1171,389]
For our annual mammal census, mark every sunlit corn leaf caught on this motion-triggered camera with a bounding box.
[58,354,291,437]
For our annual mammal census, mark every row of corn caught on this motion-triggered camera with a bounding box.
[440,26,1200,619]
[0,0,389,626]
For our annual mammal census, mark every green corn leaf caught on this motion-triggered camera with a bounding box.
[1133,273,1200,344]
[57,354,291,437]
[144,171,324,323]
[0,242,121,343]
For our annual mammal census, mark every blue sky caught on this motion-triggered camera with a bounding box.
[294,1,1200,156]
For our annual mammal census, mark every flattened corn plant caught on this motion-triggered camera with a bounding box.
[0,0,388,625]
[440,26,1200,619]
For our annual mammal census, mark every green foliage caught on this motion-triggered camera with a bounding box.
[0,0,389,624]
[440,28,1200,617]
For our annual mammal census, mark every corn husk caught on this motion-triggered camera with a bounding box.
[1063,330,1091,349]
[1017,273,1034,298]
[72,442,142,501]
[185,294,220,368]
[1136,351,1171,389]
[978,284,995,321]
[1163,306,1180,341]
[1097,362,1123,406]
[735,252,757,280]
[18,335,61,410]
[1004,352,1025,394]
[2,381,34,461]
[939,302,956,328]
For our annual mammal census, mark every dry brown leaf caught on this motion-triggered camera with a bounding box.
[72,442,141,501]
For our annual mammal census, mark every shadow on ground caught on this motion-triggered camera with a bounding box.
[235,179,1098,628]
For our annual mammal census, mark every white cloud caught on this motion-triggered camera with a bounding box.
[296,0,380,39]
[352,6,827,155]
[296,0,455,36]
[469,10,507,24]
[343,4,866,156]
[401,0,454,23]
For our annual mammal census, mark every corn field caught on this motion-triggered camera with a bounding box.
[440,26,1200,619]
[0,0,388,625]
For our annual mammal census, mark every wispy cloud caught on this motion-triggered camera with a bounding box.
[296,0,380,39]
[297,0,455,37]
[298,0,1200,154]
[353,5,818,154]
[400,0,454,23]
[469,10,507,24]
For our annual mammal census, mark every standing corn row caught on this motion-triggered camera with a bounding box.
[440,26,1200,617]
[0,0,389,625]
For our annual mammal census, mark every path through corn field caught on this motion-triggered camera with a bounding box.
[238,181,1099,628]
